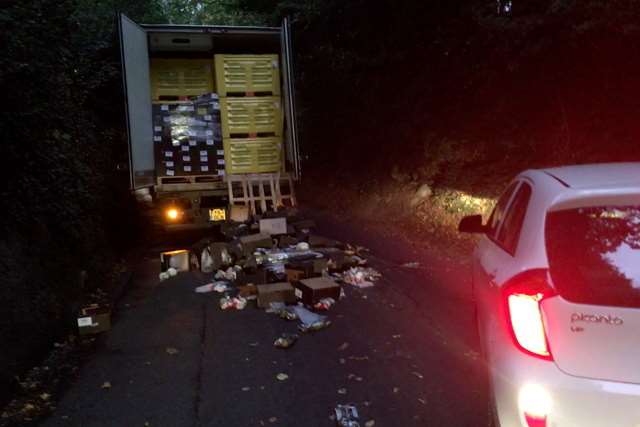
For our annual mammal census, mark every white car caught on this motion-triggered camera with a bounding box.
[459,163,640,427]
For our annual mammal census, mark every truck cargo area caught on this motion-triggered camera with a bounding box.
[119,14,300,230]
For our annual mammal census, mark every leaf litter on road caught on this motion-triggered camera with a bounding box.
[337,342,349,351]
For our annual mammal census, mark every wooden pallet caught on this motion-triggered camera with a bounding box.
[226,172,296,215]
[157,174,223,186]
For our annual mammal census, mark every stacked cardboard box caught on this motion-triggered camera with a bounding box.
[153,94,225,177]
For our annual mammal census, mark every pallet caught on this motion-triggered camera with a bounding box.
[226,172,296,215]
[157,174,223,186]
[221,91,278,97]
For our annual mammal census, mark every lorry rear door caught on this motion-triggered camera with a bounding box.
[118,13,155,189]
[280,17,301,179]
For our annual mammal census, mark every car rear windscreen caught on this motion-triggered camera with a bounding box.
[545,205,640,308]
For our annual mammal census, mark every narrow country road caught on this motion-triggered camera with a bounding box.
[42,214,488,427]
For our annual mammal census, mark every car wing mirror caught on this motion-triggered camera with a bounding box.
[458,214,487,234]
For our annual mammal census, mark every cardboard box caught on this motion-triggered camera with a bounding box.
[295,277,341,306]
[160,249,190,272]
[286,258,328,277]
[239,233,273,256]
[308,235,339,248]
[278,235,299,248]
[286,268,306,282]
[314,248,346,269]
[259,218,287,235]
[77,305,111,335]
[257,282,296,308]
[230,205,250,222]
[238,284,257,299]
[236,268,267,286]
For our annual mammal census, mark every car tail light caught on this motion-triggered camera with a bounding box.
[503,269,555,360]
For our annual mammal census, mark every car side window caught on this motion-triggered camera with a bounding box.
[486,181,520,238]
[496,182,532,254]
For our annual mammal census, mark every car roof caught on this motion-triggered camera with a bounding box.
[541,162,640,189]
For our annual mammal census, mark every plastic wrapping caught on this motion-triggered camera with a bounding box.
[152,93,225,177]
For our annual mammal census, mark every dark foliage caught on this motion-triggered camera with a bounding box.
[0,0,154,402]
[271,0,640,194]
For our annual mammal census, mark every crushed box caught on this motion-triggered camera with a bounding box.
[257,282,296,308]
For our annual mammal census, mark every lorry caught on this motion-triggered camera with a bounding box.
[118,13,300,230]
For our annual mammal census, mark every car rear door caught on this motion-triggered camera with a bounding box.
[475,181,534,349]
[541,200,640,384]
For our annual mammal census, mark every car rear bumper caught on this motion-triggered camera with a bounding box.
[492,351,640,427]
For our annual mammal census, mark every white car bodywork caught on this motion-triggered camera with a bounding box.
[470,163,640,427]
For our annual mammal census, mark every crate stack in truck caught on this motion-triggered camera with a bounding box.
[118,14,300,229]
[217,54,284,175]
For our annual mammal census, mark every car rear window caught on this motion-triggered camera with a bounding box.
[545,205,640,308]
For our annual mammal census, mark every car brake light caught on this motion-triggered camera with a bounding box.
[503,269,555,360]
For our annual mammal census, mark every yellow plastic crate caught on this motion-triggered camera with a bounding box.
[214,54,280,96]
[150,59,214,99]
[223,137,282,174]
[220,97,283,137]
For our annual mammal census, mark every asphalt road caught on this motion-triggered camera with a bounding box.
[42,214,488,427]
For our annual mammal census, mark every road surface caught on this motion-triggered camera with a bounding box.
[42,213,488,426]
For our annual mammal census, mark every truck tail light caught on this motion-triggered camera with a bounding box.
[165,207,182,221]
[503,269,554,360]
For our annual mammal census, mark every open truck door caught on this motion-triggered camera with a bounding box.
[118,13,155,189]
[281,17,301,180]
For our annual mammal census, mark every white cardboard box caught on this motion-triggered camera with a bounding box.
[259,218,288,235]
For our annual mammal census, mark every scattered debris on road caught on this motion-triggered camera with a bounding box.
[219,296,247,310]
[401,261,420,269]
[276,373,289,381]
[336,267,381,288]
[273,333,298,349]
[165,347,179,355]
[335,404,360,427]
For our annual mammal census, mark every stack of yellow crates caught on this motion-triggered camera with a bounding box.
[215,54,284,175]
[150,59,214,100]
